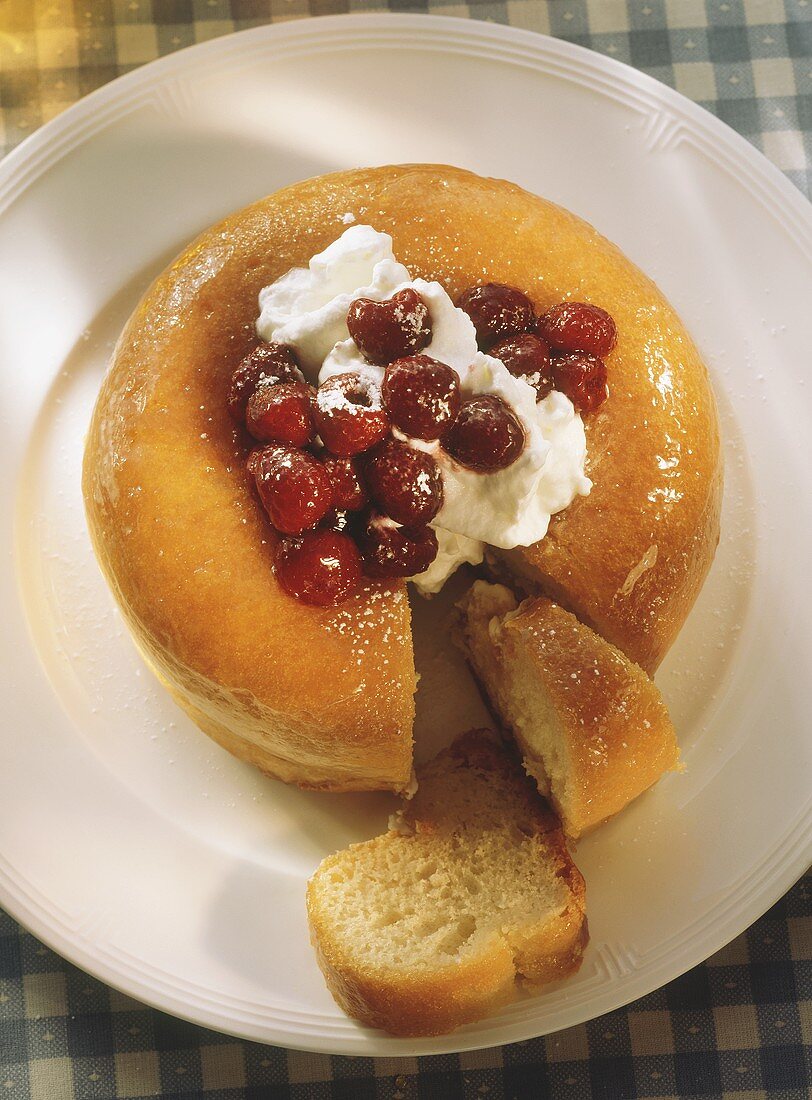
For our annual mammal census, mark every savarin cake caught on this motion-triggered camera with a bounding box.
[83,165,721,1034]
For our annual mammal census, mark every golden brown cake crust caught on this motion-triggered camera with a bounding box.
[83,164,721,789]
[500,596,681,835]
[455,583,680,837]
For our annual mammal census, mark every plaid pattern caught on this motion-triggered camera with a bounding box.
[0,0,810,195]
[1,1,811,1096]
[0,876,809,1097]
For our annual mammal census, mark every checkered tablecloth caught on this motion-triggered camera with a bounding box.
[1,0,811,195]
[1,2,810,1097]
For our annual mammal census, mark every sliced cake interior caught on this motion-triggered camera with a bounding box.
[307,729,587,1037]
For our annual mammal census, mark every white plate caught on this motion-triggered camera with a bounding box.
[1,15,810,1056]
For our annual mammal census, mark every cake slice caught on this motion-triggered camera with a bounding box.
[456,581,680,838]
[307,729,587,1037]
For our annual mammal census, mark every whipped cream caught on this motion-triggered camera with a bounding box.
[413,529,485,596]
[257,227,592,594]
[257,226,411,376]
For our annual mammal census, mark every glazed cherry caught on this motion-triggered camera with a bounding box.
[442,395,526,472]
[359,514,439,578]
[381,355,461,440]
[227,343,303,421]
[275,529,362,606]
[313,373,390,456]
[246,380,315,446]
[456,283,536,349]
[538,302,617,357]
[322,455,368,512]
[552,353,609,413]
[490,334,553,400]
[363,439,444,526]
[347,288,432,366]
[249,445,334,534]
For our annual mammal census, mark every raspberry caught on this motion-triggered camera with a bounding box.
[363,439,443,526]
[381,355,461,440]
[347,288,432,366]
[552,353,609,413]
[538,302,617,357]
[275,530,362,606]
[489,334,553,401]
[322,455,368,511]
[313,372,390,456]
[456,283,535,349]
[249,445,334,534]
[246,380,314,446]
[359,514,439,578]
[227,343,303,421]
[442,395,526,472]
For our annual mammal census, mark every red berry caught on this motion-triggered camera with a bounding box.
[246,380,315,446]
[363,439,444,526]
[249,445,334,534]
[347,288,432,366]
[227,343,303,421]
[381,355,461,440]
[359,514,439,578]
[489,334,553,401]
[456,283,535,349]
[552,353,609,413]
[322,455,368,511]
[314,372,390,456]
[275,529,362,606]
[538,302,617,357]
[442,395,526,472]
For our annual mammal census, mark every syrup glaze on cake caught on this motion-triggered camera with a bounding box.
[83,165,722,793]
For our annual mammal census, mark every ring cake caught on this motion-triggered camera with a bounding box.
[83,164,722,794]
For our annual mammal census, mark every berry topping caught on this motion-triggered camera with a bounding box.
[246,380,315,446]
[363,439,444,526]
[360,514,439,578]
[347,288,432,366]
[275,529,362,606]
[442,394,526,472]
[249,445,334,534]
[322,455,368,512]
[314,372,390,456]
[538,302,617,357]
[381,355,461,440]
[456,283,536,349]
[552,353,609,413]
[489,334,553,401]
[227,343,303,421]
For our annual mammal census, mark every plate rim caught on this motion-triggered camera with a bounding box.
[1,12,811,1057]
[2,14,810,225]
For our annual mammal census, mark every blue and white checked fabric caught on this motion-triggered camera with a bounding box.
[1,876,809,1097]
[0,2,810,1097]
[0,1,810,195]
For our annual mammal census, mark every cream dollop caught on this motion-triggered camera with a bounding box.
[257,225,410,376]
[256,227,592,594]
[431,354,591,550]
[410,529,485,597]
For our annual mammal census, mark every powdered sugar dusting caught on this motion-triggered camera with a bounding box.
[320,584,409,677]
